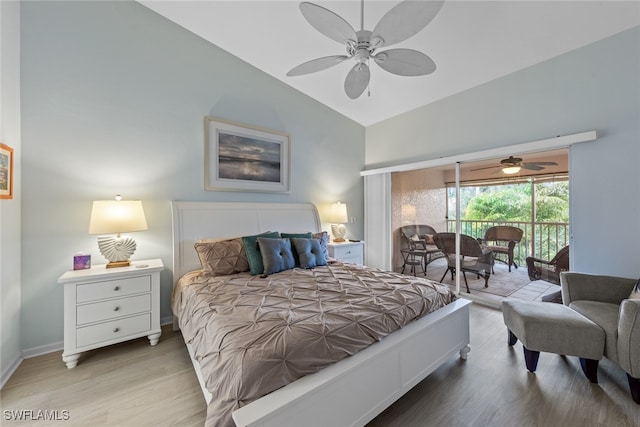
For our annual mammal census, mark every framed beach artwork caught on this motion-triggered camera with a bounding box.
[0,143,14,200]
[205,117,290,193]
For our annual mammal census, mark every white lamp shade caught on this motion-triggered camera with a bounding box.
[330,202,348,224]
[88,200,148,235]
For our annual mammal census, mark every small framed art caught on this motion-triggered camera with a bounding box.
[205,117,290,193]
[0,143,14,200]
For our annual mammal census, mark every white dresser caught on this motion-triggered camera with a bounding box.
[327,241,364,265]
[58,258,164,369]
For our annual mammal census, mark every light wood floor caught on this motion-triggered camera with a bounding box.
[2,304,638,426]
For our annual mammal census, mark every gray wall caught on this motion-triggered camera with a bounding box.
[366,26,640,278]
[20,1,364,350]
[1,0,22,384]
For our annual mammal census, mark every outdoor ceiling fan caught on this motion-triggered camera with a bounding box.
[287,0,445,99]
[470,156,559,175]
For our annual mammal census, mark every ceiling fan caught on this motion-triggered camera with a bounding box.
[470,156,559,175]
[287,0,445,99]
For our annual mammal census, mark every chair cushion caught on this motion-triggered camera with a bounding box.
[423,234,435,245]
[502,299,604,360]
[485,244,509,254]
[569,300,620,363]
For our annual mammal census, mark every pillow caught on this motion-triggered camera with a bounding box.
[257,237,295,275]
[312,231,330,260]
[629,278,640,300]
[280,232,313,239]
[410,234,420,242]
[423,234,436,245]
[291,238,327,269]
[242,231,280,275]
[194,238,249,276]
[281,232,313,265]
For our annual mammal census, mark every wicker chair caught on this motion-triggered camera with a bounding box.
[478,225,523,272]
[399,225,444,273]
[434,232,494,293]
[526,245,570,286]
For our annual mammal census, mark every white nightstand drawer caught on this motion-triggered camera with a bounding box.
[331,245,357,259]
[76,294,151,325]
[76,313,151,348]
[76,275,151,303]
[328,242,364,265]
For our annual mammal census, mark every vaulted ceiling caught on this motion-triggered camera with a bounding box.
[139,1,640,126]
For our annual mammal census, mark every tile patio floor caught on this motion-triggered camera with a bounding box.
[401,256,561,305]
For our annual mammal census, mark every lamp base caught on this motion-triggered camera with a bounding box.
[97,236,137,268]
[106,260,131,269]
[331,224,346,242]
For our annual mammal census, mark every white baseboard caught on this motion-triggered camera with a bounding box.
[1,341,64,389]
[1,317,177,388]
[21,341,64,360]
[1,354,23,389]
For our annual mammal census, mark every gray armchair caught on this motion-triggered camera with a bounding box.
[561,272,640,404]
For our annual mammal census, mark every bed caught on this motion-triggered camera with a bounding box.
[171,201,471,427]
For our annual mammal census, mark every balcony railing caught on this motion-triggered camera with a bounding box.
[446,220,569,266]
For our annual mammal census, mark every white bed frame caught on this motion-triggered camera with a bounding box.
[172,201,471,427]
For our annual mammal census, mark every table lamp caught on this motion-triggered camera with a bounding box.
[88,195,148,268]
[330,202,348,242]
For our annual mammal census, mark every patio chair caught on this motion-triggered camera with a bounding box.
[478,225,523,272]
[434,232,494,293]
[399,225,444,273]
[526,245,570,286]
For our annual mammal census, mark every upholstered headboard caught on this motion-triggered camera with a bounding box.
[171,202,322,281]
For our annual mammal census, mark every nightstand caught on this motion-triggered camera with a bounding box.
[327,241,364,265]
[58,259,164,369]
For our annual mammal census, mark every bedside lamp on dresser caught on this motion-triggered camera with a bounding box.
[88,195,148,268]
[330,201,348,242]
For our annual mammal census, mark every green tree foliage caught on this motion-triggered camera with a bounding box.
[462,181,568,223]
[534,182,569,222]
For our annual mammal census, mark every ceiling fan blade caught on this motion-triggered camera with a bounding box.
[374,48,436,76]
[469,165,501,172]
[299,2,357,45]
[344,63,370,99]
[524,161,558,166]
[522,164,544,171]
[372,0,445,48]
[287,55,350,76]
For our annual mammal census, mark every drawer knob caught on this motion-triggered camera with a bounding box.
[114,306,120,312]
[114,286,120,291]
[346,251,351,254]
[113,327,120,333]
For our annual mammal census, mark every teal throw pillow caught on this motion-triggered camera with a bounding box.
[257,237,295,275]
[242,231,280,275]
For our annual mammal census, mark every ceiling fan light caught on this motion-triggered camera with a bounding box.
[502,166,521,174]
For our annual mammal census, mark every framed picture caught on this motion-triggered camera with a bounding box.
[205,117,290,193]
[0,143,14,200]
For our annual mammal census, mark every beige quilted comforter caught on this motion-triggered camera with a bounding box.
[173,262,455,427]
